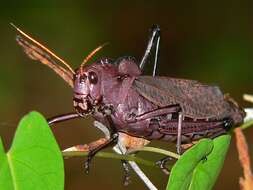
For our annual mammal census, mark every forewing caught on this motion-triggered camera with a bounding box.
[133,76,233,119]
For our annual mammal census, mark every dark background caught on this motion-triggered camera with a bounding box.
[0,1,253,189]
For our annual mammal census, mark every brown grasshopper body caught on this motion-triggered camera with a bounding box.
[73,57,244,145]
[13,24,245,178]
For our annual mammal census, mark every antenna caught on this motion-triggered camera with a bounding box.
[81,43,108,67]
[11,23,75,74]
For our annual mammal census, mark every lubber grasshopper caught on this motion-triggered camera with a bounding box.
[13,24,245,184]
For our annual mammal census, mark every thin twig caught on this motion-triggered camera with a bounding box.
[235,128,253,190]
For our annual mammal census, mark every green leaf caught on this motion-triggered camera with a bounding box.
[166,135,231,190]
[0,111,64,190]
[166,139,214,190]
[0,139,14,189]
[189,135,231,190]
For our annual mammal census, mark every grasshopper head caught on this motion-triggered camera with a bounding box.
[73,58,115,116]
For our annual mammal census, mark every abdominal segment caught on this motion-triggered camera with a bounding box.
[146,118,229,143]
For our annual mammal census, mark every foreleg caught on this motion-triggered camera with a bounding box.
[84,133,118,173]
[47,112,80,125]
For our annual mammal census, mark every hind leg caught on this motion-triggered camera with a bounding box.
[139,25,161,76]
[156,112,183,174]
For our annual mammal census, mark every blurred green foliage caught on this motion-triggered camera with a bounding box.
[0,112,64,190]
[0,1,252,189]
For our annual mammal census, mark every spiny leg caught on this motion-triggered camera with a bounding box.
[176,112,183,154]
[84,133,118,173]
[114,132,150,187]
[156,112,183,174]
[49,113,150,186]
[152,30,160,77]
[63,137,117,172]
[94,121,131,185]
[139,25,161,77]
[121,160,131,186]
[48,113,118,174]
[155,157,172,175]
[63,119,155,188]
[100,115,132,181]
[93,121,131,185]
[48,113,129,178]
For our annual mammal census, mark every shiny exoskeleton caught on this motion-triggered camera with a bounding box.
[73,56,245,144]
[14,24,245,179]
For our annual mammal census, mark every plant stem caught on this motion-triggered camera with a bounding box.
[62,151,156,167]
[128,146,180,159]
[240,120,253,130]
[63,145,180,167]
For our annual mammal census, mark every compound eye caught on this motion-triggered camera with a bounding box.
[80,75,87,83]
[88,71,98,84]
